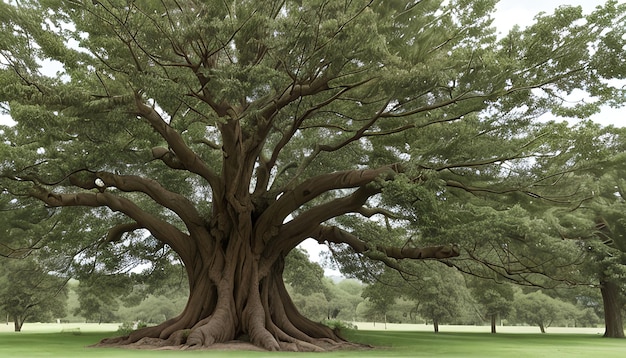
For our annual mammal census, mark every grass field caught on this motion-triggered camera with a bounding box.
[0,323,625,357]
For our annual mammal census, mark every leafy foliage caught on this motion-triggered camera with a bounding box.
[0,0,625,349]
[0,257,68,331]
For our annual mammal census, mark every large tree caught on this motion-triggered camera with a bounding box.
[1,0,625,351]
[546,124,626,338]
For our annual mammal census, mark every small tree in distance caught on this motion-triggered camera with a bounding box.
[468,277,515,334]
[514,290,577,333]
[0,257,68,332]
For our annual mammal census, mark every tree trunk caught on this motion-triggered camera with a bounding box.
[433,319,439,333]
[539,323,546,334]
[13,315,23,332]
[97,250,347,351]
[600,279,625,338]
[490,314,497,334]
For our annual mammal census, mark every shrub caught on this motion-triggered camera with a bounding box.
[323,319,357,334]
[117,321,147,335]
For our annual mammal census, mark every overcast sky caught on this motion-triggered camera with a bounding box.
[494,0,624,128]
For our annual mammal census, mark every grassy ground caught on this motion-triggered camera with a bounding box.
[0,324,624,357]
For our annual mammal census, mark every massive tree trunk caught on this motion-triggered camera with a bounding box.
[600,279,625,338]
[98,246,345,352]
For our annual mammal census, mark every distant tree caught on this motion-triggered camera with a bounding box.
[514,290,577,333]
[468,277,515,333]
[118,294,186,324]
[291,292,329,323]
[74,273,132,324]
[334,280,364,322]
[0,257,68,331]
[284,248,326,296]
[359,263,471,332]
[360,276,397,327]
[410,267,470,333]
[285,251,362,323]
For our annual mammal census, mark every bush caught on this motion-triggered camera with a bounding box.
[323,319,357,334]
[117,321,147,335]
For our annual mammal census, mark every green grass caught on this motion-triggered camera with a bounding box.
[1,329,625,358]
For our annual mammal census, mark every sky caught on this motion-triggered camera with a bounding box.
[0,1,623,273]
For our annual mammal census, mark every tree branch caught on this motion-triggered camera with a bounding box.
[134,94,221,189]
[255,165,402,243]
[69,170,206,233]
[28,187,195,263]
[105,222,144,243]
[312,225,461,260]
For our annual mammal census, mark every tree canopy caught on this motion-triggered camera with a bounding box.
[1,0,625,351]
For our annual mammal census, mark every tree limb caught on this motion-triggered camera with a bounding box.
[312,225,460,260]
[134,94,221,189]
[28,187,194,263]
[105,222,145,243]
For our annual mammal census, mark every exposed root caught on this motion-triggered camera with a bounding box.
[186,310,236,347]
[93,253,365,352]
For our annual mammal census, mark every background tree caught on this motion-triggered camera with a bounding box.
[284,248,326,296]
[0,257,68,332]
[0,196,70,331]
[514,290,578,333]
[360,270,401,328]
[467,277,515,333]
[546,124,626,338]
[73,273,132,324]
[1,0,625,351]
[332,280,365,323]
[408,266,471,333]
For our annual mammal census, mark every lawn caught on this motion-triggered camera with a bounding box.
[0,325,625,358]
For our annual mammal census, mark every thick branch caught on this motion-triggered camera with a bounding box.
[105,222,144,243]
[69,170,207,234]
[29,187,194,263]
[257,165,402,236]
[276,185,381,250]
[312,225,460,259]
[134,94,221,189]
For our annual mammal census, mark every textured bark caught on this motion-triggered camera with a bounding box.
[97,249,348,352]
[13,315,24,332]
[601,279,625,338]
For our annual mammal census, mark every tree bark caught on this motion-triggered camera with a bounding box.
[539,323,546,334]
[490,314,497,334]
[97,249,347,351]
[13,315,23,332]
[433,319,439,333]
[600,279,625,338]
